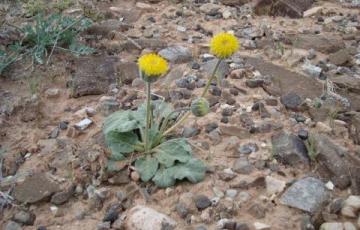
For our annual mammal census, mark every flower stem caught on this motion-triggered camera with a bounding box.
[201,58,222,97]
[144,81,152,152]
[163,59,222,136]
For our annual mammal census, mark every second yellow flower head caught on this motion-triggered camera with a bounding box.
[210,32,239,59]
[138,53,169,78]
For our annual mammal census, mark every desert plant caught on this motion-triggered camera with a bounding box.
[0,13,94,74]
[53,0,74,12]
[305,134,318,162]
[103,32,239,188]
[23,0,47,17]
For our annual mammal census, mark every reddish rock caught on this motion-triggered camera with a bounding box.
[255,0,314,18]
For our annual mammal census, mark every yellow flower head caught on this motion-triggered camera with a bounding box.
[210,32,239,59]
[138,53,169,78]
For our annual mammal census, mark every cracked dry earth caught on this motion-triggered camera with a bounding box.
[1,0,360,230]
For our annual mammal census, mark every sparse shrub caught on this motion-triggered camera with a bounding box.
[53,0,74,12]
[0,13,94,74]
[305,134,318,162]
[23,0,47,17]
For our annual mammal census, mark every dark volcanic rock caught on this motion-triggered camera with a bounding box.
[69,56,118,98]
[313,134,351,189]
[255,0,314,18]
[194,195,211,210]
[271,132,309,166]
[280,92,303,111]
[51,184,75,205]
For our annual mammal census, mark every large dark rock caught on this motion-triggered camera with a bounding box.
[255,0,314,18]
[69,56,118,98]
[12,173,60,203]
[280,92,303,111]
[245,57,360,111]
[286,34,345,54]
[313,134,351,189]
[245,57,321,99]
[280,177,330,214]
[271,132,309,166]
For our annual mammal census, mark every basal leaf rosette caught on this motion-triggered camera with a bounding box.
[138,53,169,82]
[210,32,239,59]
[103,101,207,187]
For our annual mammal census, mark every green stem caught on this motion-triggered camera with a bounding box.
[201,58,222,97]
[144,81,152,152]
[163,59,222,136]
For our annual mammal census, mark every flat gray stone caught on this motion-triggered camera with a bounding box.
[159,46,192,64]
[287,34,345,54]
[13,173,60,204]
[280,177,330,214]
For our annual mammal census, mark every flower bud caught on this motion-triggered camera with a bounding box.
[191,97,210,117]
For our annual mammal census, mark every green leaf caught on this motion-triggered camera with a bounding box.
[103,111,141,135]
[152,159,206,188]
[105,131,139,157]
[131,105,146,128]
[169,159,206,184]
[78,18,93,31]
[152,167,176,187]
[135,156,159,182]
[154,138,192,168]
[109,152,125,161]
[152,100,175,121]
[69,43,95,56]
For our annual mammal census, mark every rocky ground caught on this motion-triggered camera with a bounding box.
[1,0,360,229]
